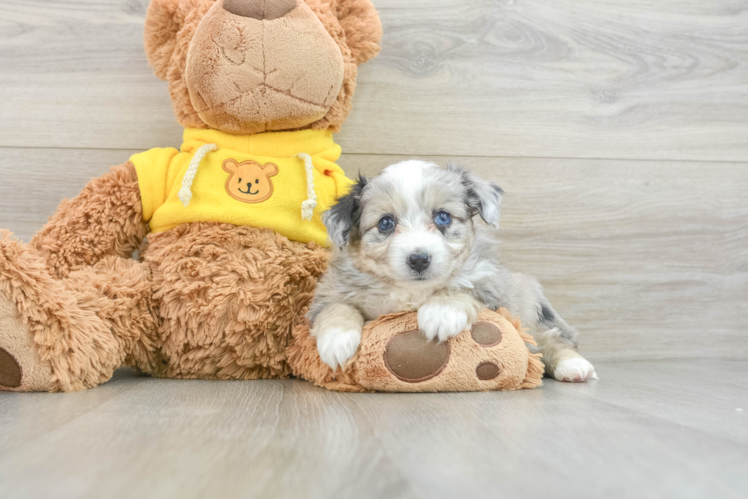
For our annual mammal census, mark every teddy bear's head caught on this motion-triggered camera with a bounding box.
[144,0,382,135]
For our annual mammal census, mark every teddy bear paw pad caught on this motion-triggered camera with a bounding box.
[471,321,502,347]
[0,295,54,392]
[476,361,500,380]
[384,330,451,383]
[0,348,22,388]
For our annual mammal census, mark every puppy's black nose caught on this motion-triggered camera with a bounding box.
[408,253,431,273]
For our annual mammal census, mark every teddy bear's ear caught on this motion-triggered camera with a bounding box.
[262,163,280,177]
[222,159,238,173]
[143,0,204,80]
[334,0,383,65]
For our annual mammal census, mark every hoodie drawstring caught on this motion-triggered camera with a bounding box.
[296,152,317,221]
[178,143,218,207]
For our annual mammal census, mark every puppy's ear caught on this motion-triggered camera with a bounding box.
[447,162,504,228]
[323,175,368,248]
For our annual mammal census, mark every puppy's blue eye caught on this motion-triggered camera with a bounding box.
[378,215,396,233]
[435,211,452,226]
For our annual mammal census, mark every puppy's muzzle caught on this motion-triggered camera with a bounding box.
[408,252,431,273]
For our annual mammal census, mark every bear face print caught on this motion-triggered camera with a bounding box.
[223,159,279,203]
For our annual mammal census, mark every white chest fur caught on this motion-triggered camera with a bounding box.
[356,284,440,321]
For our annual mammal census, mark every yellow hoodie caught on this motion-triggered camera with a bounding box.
[130,128,353,247]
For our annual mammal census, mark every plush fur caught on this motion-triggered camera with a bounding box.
[0,230,156,392]
[1,219,327,391]
[29,162,148,279]
[143,222,328,380]
[0,0,381,392]
[184,1,346,134]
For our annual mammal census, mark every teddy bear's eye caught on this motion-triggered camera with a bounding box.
[255,179,259,184]
[238,178,242,183]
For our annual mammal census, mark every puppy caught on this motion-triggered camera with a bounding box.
[308,160,597,382]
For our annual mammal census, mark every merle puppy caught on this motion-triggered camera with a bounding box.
[308,160,597,382]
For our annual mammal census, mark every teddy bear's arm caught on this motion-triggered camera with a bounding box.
[30,162,148,279]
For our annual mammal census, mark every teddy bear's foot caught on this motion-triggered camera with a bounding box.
[360,309,544,392]
[383,321,505,384]
[0,230,138,393]
[0,295,54,392]
[290,309,545,393]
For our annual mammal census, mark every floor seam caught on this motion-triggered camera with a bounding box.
[0,145,747,165]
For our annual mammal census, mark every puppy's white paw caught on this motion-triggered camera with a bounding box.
[316,328,361,370]
[554,357,598,383]
[418,302,470,343]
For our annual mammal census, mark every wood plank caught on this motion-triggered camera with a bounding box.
[574,359,748,446]
[353,0,748,161]
[0,372,149,454]
[0,148,746,362]
[0,147,141,241]
[0,361,746,497]
[1,0,748,160]
[0,0,181,150]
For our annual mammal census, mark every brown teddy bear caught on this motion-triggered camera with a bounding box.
[0,0,382,392]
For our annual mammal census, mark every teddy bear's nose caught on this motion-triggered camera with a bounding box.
[223,0,297,20]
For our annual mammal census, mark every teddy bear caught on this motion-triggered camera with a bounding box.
[0,0,383,392]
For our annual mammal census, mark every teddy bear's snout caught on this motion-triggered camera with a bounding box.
[223,0,297,20]
[186,0,345,134]
[239,181,259,195]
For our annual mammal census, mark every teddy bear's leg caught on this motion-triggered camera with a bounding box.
[0,231,157,392]
[143,224,328,381]
[29,162,148,279]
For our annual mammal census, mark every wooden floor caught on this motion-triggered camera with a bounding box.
[1,0,747,498]
[0,360,745,498]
